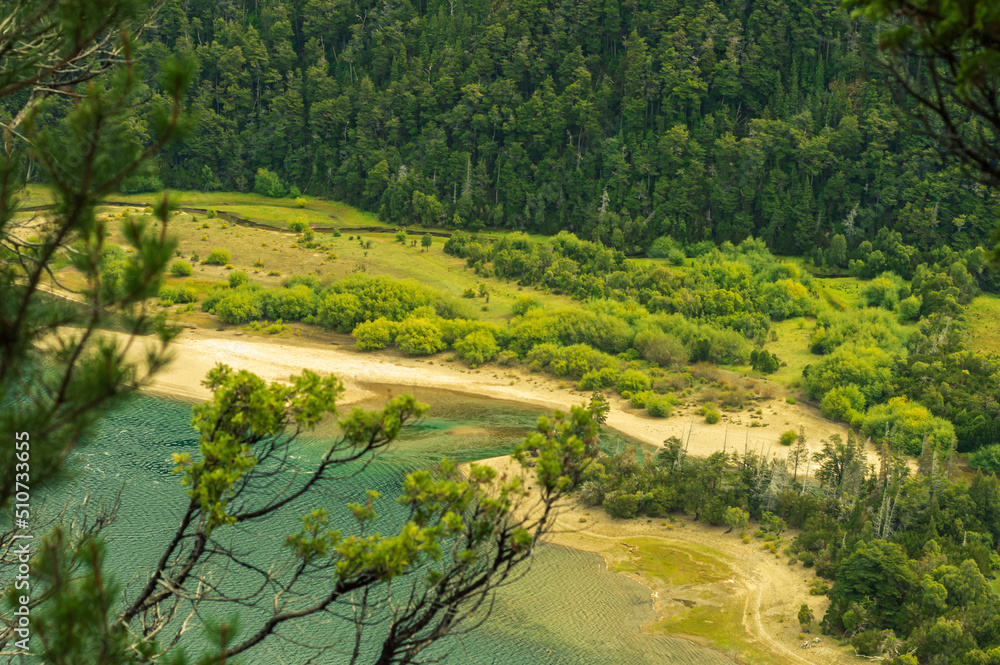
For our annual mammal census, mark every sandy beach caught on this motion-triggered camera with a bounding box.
[111,325,854,665]
[124,326,850,468]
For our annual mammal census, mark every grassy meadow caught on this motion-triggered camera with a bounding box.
[608,536,794,665]
[965,294,1000,355]
[45,187,900,391]
[71,190,576,325]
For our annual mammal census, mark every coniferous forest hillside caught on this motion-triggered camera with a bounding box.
[118,0,996,254]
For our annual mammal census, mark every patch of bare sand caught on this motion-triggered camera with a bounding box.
[120,326,859,479]
[466,455,855,665]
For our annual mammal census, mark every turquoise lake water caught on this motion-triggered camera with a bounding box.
[58,386,733,665]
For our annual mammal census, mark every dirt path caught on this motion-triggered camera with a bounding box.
[558,514,848,664]
[548,512,845,665]
[464,452,851,665]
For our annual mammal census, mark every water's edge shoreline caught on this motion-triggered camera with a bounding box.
[123,326,847,466]
[119,327,845,665]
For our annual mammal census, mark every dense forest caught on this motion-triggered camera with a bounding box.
[88,0,997,253]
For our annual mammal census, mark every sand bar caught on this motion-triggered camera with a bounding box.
[119,327,849,466]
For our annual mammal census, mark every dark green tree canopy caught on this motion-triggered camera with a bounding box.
[35,0,996,256]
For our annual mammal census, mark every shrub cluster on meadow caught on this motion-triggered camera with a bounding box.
[140,225,1000,461]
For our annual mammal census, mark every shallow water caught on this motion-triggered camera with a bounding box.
[58,387,732,665]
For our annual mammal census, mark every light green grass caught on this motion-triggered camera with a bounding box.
[813,276,863,310]
[609,537,730,587]
[322,231,579,323]
[124,190,384,230]
[77,190,579,326]
[20,186,386,230]
[610,537,789,665]
[765,319,816,390]
[966,294,1000,355]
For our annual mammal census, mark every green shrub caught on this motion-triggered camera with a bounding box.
[861,273,903,309]
[263,319,287,334]
[700,403,721,424]
[200,286,227,311]
[603,491,640,519]
[861,396,956,455]
[761,279,814,319]
[214,288,264,323]
[804,344,896,404]
[120,174,163,194]
[496,350,518,366]
[969,444,1000,473]
[316,274,436,332]
[511,295,542,316]
[228,270,250,288]
[159,283,198,304]
[437,319,506,346]
[616,369,652,396]
[261,284,318,321]
[204,248,231,265]
[578,367,619,390]
[396,318,445,356]
[820,385,866,423]
[809,309,908,356]
[353,318,399,351]
[551,309,634,354]
[295,197,308,208]
[170,260,193,277]
[897,295,922,321]
[647,235,682,259]
[316,292,362,332]
[287,218,309,233]
[634,329,686,367]
[643,487,680,516]
[649,312,752,364]
[525,343,618,379]
[507,309,559,355]
[454,330,498,368]
[850,630,882,657]
[750,349,780,374]
[515,308,631,354]
[629,390,654,409]
[645,394,676,418]
[779,429,797,446]
[254,167,285,197]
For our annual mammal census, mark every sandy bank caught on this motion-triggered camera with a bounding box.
[464,454,854,665]
[121,326,849,469]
